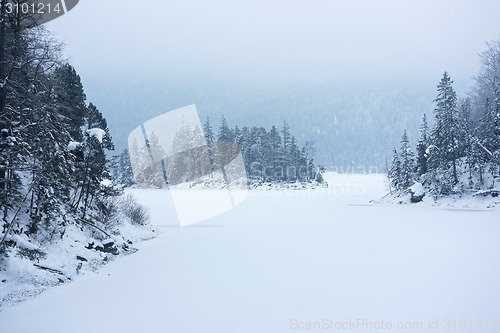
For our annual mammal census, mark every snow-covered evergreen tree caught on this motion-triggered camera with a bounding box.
[74,104,116,219]
[416,114,429,176]
[458,98,475,185]
[399,130,415,189]
[203,117,215,143]
[113,149,135,188]
[388,148,402,191]
[52,64,87,141]
[26,82,75,233]
[431,72,460,185]
[388,131,416,191]
[473,39,500,180]
[217,115,234,142]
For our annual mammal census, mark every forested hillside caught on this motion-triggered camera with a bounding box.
[114,117,325,188]
[388,39,500,200]
[83,77,447,172]
[0,7,150,270]
[204,117,324,184]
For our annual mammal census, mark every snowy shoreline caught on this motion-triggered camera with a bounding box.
[1,173,499,332]
[0,220,158,311]
[2,173,499,315]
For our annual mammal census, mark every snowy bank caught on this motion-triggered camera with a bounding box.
[379,182,500,209]
[1,173,499,332]
[0,196,157,311]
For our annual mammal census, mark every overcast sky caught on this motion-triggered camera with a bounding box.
[47,0,500,85]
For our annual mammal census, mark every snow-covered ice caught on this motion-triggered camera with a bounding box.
[1,173,499,332]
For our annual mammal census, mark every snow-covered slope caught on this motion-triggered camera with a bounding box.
[1,173,499,332]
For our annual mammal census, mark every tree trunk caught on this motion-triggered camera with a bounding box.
[0,0,6,221]
[0,0,6,116]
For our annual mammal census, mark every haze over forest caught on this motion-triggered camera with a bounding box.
[2,2,500,329]
[46,0,500,169]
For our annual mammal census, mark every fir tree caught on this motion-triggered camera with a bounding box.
[217,115,233,142]
[388,148,402,190]
[113,149,135,188]
[203,117,215,143]
[399,130,415,189]
[73,104,115,219]
[265,125,280,178]
[52,64,87,141]
[474,40,500,155]
[431,72,460,184]
[27,83,74,230]
[459,98,475,185]
[416,114,429,176]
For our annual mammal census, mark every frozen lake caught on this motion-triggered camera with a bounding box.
[1,173,499,332]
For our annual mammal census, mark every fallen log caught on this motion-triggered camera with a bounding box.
[33,264,65,276]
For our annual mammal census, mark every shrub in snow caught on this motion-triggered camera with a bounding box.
[16,248,46,261]
[409,182,425,203]
[119,194,150,226]
[95,196,120,228]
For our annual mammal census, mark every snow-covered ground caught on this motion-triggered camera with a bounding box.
[1,173,499,332]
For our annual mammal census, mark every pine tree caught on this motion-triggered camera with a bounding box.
[113,149,135,188]
[281,120,291,149]
[248,127,266,180]
[431,72,460,184]
[459,98,475,185]
[388,148,402,190]
[203,117,215,143]
[474,40,500,151]
[303,141,316,181]
[473,39,500,179]
[73,104,115,219]
[279,121,292,178]
[233,125,243,146]
[27,81,75,231]
[52,64,87,141]
[217,115,233,142]
[399,130,415,189]
[239,126,252,176]
[0,23,62,222]
[267,125,281,179]
[416,114,429,176]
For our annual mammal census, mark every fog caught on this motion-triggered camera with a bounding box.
[43,0,500,167]
[47,0,500,85]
